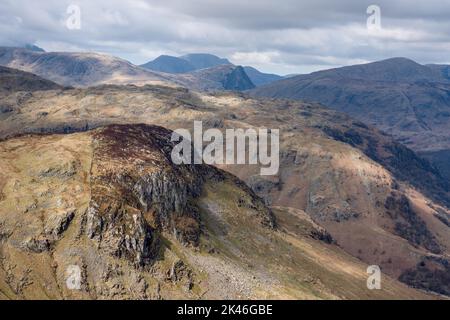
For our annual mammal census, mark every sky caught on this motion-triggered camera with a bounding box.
[1,0,450,75]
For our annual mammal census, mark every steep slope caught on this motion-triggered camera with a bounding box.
[0,124,430,300]
[0,47,173,87]
[0,66,63,118]
[171,65,255,91]
[427,64,450,82]
[23,44,45,53]
[250,58,450,180]
[0,66,62,92]
[222,66,256,90]
[1,84,450,295]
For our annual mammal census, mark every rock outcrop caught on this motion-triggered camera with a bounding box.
[85,124,205,266]
[0,123,280,299]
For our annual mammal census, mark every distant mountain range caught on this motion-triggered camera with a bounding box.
[0,47,266,91]
[4,47,450,171]
[140,53,282,86]
[250,57,450,180]
[0,47,171,87]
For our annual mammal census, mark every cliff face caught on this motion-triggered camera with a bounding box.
[85,124,205,267]
[0,124,279,299]
[83,124,275,268]
[222,66,255,91]
[0,124,430,300]
[167,65,255,91]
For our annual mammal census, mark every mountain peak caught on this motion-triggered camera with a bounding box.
[140,55,195,73]
[222,65,255,90]
[305,57,438,83]
[368,57,427,72]
[378,57,419,64]
[140,53,231,73]
[24,44,45,52]
[179,53,231,69]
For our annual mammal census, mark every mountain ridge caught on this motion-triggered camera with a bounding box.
[0,65,63,92]
[250,57,450,180]
[140,55,196,73]
[180,53,231,69]
[0,47,256,91]
[140,53,281,86]
[140,53,231,74]
[0,47,174,87]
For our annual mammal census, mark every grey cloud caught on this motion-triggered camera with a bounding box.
[1,0,450,74]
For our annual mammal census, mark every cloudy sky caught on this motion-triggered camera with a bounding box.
[1,0,450,75]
